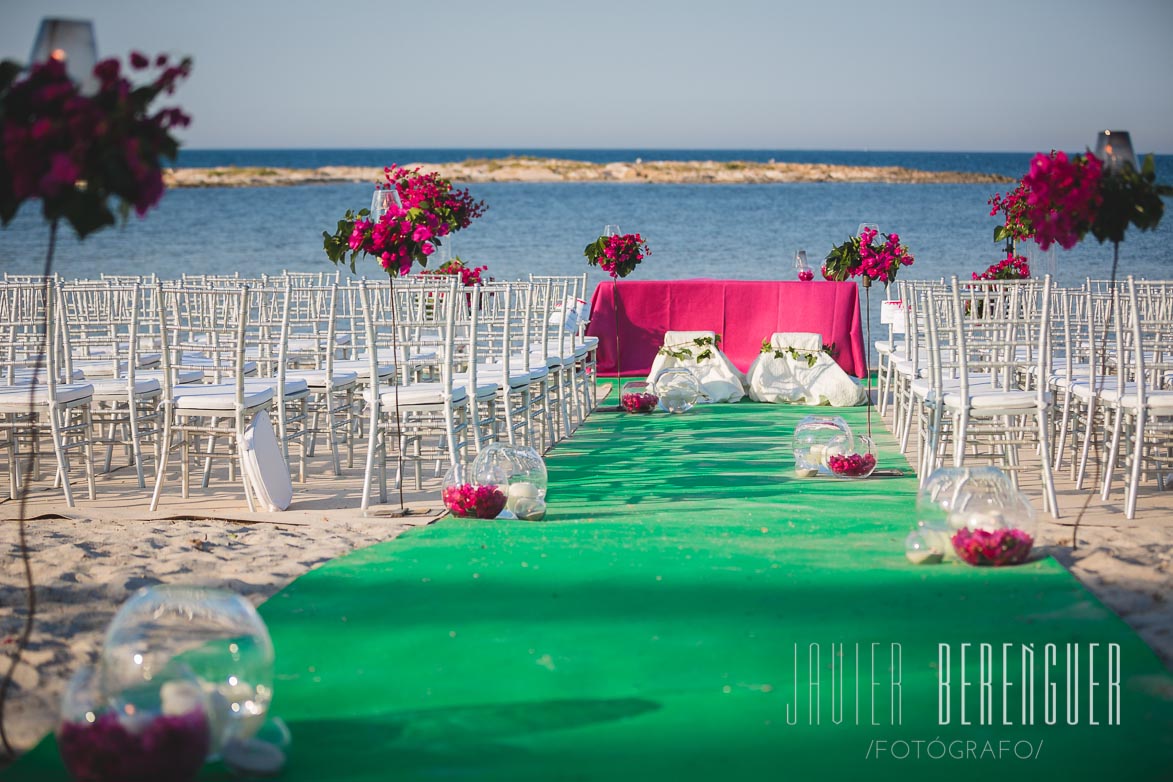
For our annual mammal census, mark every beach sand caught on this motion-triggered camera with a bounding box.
[0,399,1170,761]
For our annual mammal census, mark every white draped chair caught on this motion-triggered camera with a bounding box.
[646,330,745,403]
[746,332,867,407]
[150,284,277,512]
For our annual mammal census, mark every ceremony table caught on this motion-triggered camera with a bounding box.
[586,279,867,377]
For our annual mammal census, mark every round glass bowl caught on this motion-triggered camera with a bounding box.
[442,462,507,519]
[472,442,549,521]
[791,415,852,477]
[620,381,658,413]
[914,466,1037,566]
[824,433,877,478]
[58,664,211,782]
[99,586,273,757]
[652,368,701,414]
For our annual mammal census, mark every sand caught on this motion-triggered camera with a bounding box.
[0,400,1170,763]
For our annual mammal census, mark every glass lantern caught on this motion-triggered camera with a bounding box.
[442,461,507,519]
[824,432,877,478]
[99,586,274,757]
[58,664,210,782]
[915,466,1037,566]
[653,367,701,414]
[791,415,852,477]
[620,380,658,413]
[472,442,548,520]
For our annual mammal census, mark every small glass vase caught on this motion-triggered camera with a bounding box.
[915,466,1037,566]
[653,368,700,414]
[794,249,814,281]
[472,443,548,521]
[620,381,659,413]
[824,433,877,478]
[791,415,852,477]
[58,665,210,782]
[442,462,507,519]
[100,586,275,757]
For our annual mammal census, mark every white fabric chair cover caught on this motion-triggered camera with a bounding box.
[747,332,866,407]
[646,330,745,403]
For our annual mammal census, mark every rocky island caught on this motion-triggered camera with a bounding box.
[163,155,1013,188]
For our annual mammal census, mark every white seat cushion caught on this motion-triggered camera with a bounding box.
[87,377,162,399]
[243,378,310,398]
[942,389,1047,410]
[172,384,274,411]
[138,369,205,385]
[363,383,468,406]
[333,359,395,380]
[0,382,93,408]
[287,369,359,389]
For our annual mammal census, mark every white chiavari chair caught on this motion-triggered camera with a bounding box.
[150,284,275,511]
[58,282,163,488]
[357,277,471,508]
[0,281,96,506]
[919,276,1058,517]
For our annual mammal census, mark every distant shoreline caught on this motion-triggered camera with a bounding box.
[163,156,1013,187]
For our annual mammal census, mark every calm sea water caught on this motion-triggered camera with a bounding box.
[2,149,1171,354]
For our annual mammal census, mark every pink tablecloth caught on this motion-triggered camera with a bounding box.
[586,279,866,378]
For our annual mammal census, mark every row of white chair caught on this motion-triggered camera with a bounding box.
[876,276,1173,519]
[0,273,599,512]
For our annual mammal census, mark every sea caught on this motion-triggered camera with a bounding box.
[2,148,1171,354]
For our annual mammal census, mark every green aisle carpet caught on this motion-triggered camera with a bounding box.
[7,394,1173,780]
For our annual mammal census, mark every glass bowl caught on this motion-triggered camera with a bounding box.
[824,433,877,478]
[442,462,507,519]
[915,466,1037,565]
[653,368,701,414]
[620,380,658,413]
[472,443,548,520]
[99,585,273,757]
[791,415,852,477]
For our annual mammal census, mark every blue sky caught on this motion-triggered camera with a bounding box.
[3,0,1172,153]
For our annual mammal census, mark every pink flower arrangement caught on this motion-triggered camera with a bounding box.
[973,252,1030,281]
[1019,151,1103,251]
[57,708,210,782]
[0,52,192,236]
[442,482,507,519]
[951,527,1034,567]
[823,228,914,287]
[826,452,877,477]
[421,257,489,286]
[797,268,814,282]
[323,166,487,277]
[621,391,659,413]
[584,232,650,279]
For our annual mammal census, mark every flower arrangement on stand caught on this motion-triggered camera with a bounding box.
[822,227,915,289]
[323,165,487,276]
[584,229,651,411]
[323,166,486,513]
[822,226,914,445]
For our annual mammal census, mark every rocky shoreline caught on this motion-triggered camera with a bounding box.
[163,156,1013,188]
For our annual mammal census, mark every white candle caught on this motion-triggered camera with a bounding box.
[507,482,540,500]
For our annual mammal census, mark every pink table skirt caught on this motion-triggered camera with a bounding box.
[586,279,867,378]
